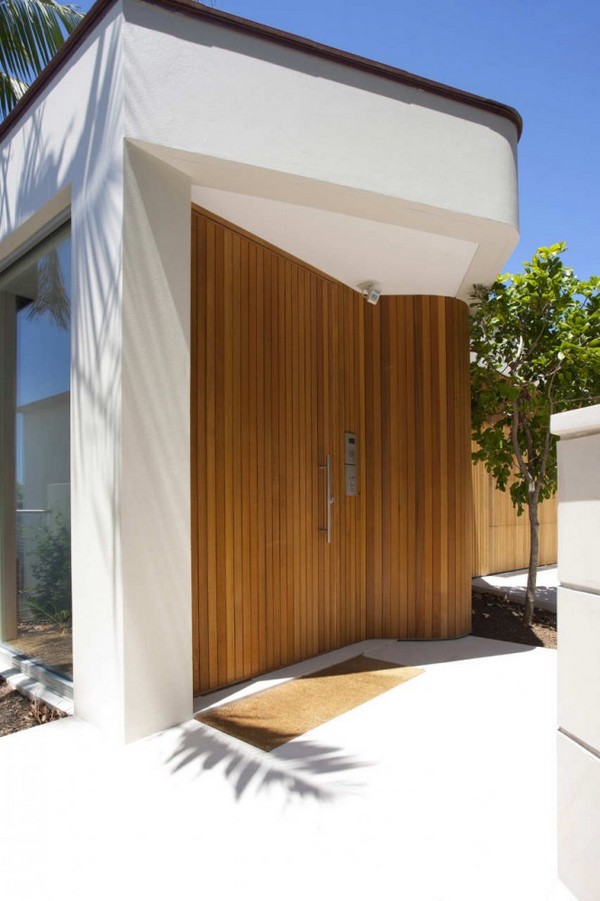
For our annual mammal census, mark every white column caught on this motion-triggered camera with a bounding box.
[71,141,192,743]
[70,129,127,739]
[121,143,192,742]
[551,403,600,900]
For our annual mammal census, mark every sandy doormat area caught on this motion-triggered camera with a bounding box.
[197,654,424,751]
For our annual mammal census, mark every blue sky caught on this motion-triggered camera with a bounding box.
[78,0,599,280]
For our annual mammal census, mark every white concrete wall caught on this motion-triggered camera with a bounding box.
[0,5,128,734]
[122,0,519,298]
[20,395,70,512]
[20,394,71,604]
[121,143,192,742]
[1,4,193,742]
[552,404,600,900]
[0,4,124,256]
[123,0,518,228]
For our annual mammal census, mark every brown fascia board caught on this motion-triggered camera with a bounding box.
[0,0,523,146]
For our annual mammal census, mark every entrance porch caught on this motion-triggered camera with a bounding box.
[0,636,566,900]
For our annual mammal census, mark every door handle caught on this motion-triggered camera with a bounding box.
[319,454,334,544]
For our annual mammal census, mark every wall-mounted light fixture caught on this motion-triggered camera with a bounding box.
[356,281,381,305]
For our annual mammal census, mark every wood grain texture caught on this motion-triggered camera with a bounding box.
[471,456,557,577]
[363,295,473,641]
[191,206,473,693]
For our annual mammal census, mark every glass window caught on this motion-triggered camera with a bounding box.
[0,225,72,678]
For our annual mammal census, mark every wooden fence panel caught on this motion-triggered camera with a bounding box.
[471,454,557,576]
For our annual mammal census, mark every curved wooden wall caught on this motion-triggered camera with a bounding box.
[364,295,472,641]
[191,206,472,693]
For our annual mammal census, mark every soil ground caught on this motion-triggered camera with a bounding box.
[0,678,67,738]
[1,590,556,738]
[471,590,557,649]
[0,679,37,737]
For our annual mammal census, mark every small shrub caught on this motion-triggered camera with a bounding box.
[23,514,71,630]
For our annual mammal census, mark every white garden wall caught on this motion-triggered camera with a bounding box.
[552,404,600,900]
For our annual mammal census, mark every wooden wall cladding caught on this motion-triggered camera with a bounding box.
[191,207,365,693]
[471,458,557,577]
[191,206,473,694]
[363,296,473,641]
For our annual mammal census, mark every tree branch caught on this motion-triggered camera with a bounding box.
[524,416,535,469]
[511,399,532,484]
[538,425,553,486]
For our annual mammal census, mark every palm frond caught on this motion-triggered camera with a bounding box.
[0,0,83,113]
[0,67,28,116]
[26,247,70,330]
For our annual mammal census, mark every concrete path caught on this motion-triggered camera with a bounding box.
[0,637,571,901]
[473,564,558,612]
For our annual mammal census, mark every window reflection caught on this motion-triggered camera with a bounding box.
[0,226,72,678]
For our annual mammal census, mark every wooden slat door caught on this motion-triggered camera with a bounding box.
[191,206,364,694]
[316,280,366,656]
[191,207,473,695]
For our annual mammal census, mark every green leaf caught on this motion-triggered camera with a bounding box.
[0,0,83,117]
[470,244,600,509]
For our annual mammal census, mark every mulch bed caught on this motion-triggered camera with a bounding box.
[0,679,36,737]
[0,678,67,738]
[471,590,557,649]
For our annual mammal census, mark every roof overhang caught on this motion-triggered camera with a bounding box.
[137,141,517,299]
[0,0,522,147]
[0,0,521,298]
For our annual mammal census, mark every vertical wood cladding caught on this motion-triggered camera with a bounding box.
[471,457,557,577]
[363,296,473,642]
[191,206,472,693]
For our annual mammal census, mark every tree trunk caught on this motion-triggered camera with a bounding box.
[525,496,540,626]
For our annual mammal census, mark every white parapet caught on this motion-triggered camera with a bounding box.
[552,403,600,900]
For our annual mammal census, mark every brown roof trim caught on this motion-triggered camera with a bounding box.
[0,0,523,145]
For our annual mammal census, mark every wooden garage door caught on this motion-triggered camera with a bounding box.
[191,206,366,694]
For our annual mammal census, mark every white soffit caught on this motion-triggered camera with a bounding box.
[134,142,516,299]
[191,185,477,297]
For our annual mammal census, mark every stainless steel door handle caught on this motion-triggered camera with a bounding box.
[319,454,334,543]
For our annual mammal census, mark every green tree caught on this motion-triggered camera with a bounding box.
[0,0,83,118]
[470,244,600,624]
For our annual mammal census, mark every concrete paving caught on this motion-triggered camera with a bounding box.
[0,637,572,901]
[473,564,558,612]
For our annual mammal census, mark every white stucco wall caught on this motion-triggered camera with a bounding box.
[0,4,124,254]
[20,394,70,513]
[0,3,193,742]
[120,143,192,741]
[0,3,131,738]
[123,0,518,228]
[552,404,600,900]
[122,0,519,298]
